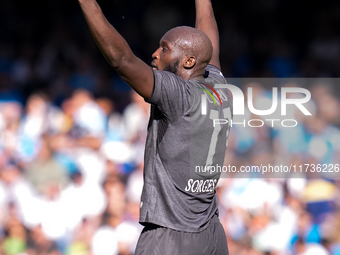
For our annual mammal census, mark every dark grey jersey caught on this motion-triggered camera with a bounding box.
[140,65,232,232]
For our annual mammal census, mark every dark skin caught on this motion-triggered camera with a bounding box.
[78,0,220,100]
[151,26,214,80]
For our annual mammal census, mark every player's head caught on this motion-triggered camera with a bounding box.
[151,26,213,79]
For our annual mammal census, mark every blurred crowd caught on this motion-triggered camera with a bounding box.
[0,88,148,255]
[1,0,340,254]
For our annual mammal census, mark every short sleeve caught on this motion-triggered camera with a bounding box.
[146,69,191,121]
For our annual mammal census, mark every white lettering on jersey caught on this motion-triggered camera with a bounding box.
[184,179,218,193]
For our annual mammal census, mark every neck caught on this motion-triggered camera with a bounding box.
[178,67,205,80]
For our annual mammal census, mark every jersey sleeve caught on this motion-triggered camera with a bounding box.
[146,69,191,121]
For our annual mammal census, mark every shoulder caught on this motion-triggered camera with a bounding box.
[152,69,193,90]
[146,70,193,120]
[204,65,227,84]
[147,70,194,104]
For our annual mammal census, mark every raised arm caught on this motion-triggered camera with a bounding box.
[195,0,220,70]
[78,0,154,99]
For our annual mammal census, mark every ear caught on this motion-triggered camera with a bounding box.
[183,56,196,69]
